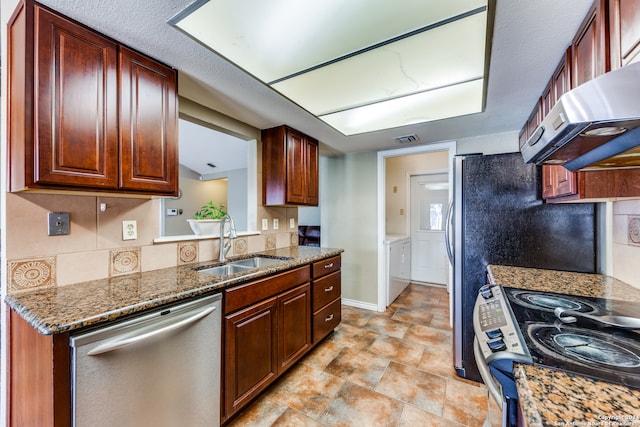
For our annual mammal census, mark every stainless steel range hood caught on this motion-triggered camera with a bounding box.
[521,62,640,171]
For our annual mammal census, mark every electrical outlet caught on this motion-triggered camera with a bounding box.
[289,218,295,229]
[48,212,70,236]
[273,218,279,230]
[262,218,269,231]
[122,220,137,240]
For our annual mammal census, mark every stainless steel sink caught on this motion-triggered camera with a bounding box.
[229,256,289,268]
[197,264,254,277]
[196,256,291,278]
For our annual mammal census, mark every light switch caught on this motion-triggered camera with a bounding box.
[289,218,295,229]
[48,212,70,236]
[273,218,279,230]
[262,218,269,231]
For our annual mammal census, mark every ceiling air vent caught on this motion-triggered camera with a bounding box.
[393,134,419,144]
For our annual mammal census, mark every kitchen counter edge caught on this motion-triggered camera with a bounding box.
[5,246,344,336]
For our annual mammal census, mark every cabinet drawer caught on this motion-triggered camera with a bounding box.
[312,271,341,312]
[312,256,341,279]
[313,298,341,344]
[225,266,310,314]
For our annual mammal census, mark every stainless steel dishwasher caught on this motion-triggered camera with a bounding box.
[70,293,222,427]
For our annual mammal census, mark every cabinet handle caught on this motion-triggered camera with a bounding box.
[324,285,334,292]
[324,262,334,269]
[324,314,334,322]
[87,306,217,356]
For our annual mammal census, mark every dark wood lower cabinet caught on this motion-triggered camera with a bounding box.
[8,311,71,427]
[222,282,312,418]
[224,296,279,417]
[222,259,341,424]
[278,284,312,372]
[7,257,341,427]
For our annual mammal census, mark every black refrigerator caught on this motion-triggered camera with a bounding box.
[450,152,597,382]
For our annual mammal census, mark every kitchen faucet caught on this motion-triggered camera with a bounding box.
[219,214,237,262]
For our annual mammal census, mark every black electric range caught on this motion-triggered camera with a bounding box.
[502,287,640,389]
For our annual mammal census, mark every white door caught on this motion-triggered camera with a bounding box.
[410,174,449,285]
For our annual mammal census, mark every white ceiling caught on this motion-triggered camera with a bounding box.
[178,119,248,176]
[37,0,594,155]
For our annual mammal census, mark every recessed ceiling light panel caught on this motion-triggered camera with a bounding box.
[171,0,491,136]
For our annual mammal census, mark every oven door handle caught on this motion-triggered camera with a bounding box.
[473,338,504,406]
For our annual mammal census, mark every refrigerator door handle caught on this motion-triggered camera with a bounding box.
[445,198,454,265]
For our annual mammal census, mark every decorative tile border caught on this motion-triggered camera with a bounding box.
[234,238,248,255]
[178,242,198,265]
[8,257,56,292]
[110,247,141,276]
[265,235,277,250]
[629,216,640,246]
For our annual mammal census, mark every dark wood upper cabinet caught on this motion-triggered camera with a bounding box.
[8,0,178,196]
[262,125,319,206]
[551,48,572,105]
[609,0,640,68]
[521,0,640,202]
[571,0,608,87]
[119,47,178,193]
[542,51,579,200]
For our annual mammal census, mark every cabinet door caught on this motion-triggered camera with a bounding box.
[278,284,311,373]
[551,49,571,103]
[286,129,307,204]
[305,139,319,205]
[224,297,278,417]
[540,84,552,117]
[119,47,178,195]
[542,165,557,199]
[553,166,579,197]
[543,165,578,199]
[543,50,578,201]
[34,5,118,188]
[572,0,607,87]
[609,0,640,68]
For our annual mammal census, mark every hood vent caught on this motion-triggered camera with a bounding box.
[394,134,419,144]
[521,62,640,171]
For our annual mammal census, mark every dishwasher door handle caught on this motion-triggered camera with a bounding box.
[87,306,217,356]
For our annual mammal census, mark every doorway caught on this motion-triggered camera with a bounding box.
[376,141,456,312]
[410,173,449,285]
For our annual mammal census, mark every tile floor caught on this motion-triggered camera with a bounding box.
[228,283,501,426]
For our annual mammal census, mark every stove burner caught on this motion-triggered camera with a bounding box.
[553,334,640,368]
[507,290,598,314]
[526,323,640,376]
[525,294,582,310]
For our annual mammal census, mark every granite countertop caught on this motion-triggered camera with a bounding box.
[5,246,343,336]
[487,264,640,427]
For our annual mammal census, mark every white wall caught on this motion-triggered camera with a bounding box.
[321,152,379,307]
[385,151,449,236]
[298,206,320,226]
[201,167,249,231]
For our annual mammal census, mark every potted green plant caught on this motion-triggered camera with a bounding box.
[187,201,227,235]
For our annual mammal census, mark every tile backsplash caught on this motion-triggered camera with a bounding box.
[612,200,640,288]
[5,192,298,291]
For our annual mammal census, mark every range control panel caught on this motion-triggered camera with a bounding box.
[473,285,531,364]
